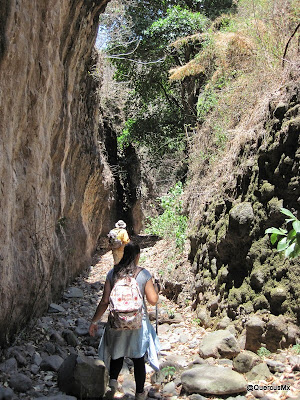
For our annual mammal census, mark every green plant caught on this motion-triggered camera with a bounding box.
[161,365,176,382]
[265,208,300,258]
[139,254,147,264]
[145,182,187,249]
[257,346,271,358]
[193,318,201,325]
[292,344,300,354]
[168,309,175,319]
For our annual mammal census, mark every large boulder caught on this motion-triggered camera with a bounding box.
[181,365,247,395]
[57,354,108,398]
[199,330,240,359]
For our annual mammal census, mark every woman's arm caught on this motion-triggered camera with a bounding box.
[89,278,111,336]
[145,278,159,306]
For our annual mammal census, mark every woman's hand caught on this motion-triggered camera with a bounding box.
[89,322,98,337]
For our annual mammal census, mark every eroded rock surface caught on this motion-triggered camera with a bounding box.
[0,0,113,345]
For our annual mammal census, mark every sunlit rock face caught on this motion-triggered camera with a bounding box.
[0,0,113,345]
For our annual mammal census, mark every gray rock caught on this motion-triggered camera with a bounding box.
[160,342,172,351]
[246,363,272,381]
[25,344,36,356]
[164,355,189,368]
[199,330,240,359]
[264,315,288,352]
[74,318,89,336]
[163,381,177,396]
[121,378,135,395]
[216,317,231,330]
[196,306,211,328]
[62,329,79,347]
[269,287,287,305]
[229,202,254,235]
[253,295,269,311]
[218,359,233,367]
[9,373,33,392]
[0,386,15,400]
[288,355,300,371]
[260,181,275,201]
[189,395,208,400]
[265,359,286,373]
[50,331,66,346]
[48,303,66,313]
[32,352,42,366]
[287,324,300,346]
[233,351,262,373]
[245,316,265,352]
[44,342,56,355]
[30,364,40,374]
[250,271,265,291]
[179,334,189,344]
[40,355,64,372]
[79,306,90,314]
[0,357,18,373]
[64,287,84,298]
[9,349,27,367]
[57,353,108,398]
[148,387,162,399]
[181,365,247,395]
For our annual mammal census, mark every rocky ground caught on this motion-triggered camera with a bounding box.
[0,236,299,400]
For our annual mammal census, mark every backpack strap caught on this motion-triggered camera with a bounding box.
[134,266,143,279]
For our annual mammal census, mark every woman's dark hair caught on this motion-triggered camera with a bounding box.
[113,242,140,282]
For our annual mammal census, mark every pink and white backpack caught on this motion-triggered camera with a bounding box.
[108,268,143,330]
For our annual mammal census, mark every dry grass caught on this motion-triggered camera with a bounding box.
[184,0,300,229]
[169,31,256,82]
[169,60,205,81]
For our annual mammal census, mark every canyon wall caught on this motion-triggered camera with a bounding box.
[188,83,300,336]
[0,0,114,346]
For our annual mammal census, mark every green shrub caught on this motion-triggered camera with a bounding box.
[265,208,300,259]
[292,344,300,355]
[145,182,187,249]
[257,346,271,358]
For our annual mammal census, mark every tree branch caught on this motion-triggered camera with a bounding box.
[282,22,300,68]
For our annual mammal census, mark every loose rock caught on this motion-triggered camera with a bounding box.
[181,365,247,395]
[199,330,240,359]
[9,373,33,393]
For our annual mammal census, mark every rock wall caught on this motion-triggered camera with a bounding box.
[189,83,300,334]
[0,0,114,346]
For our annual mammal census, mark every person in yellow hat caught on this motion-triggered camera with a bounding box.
[107,220,130,265]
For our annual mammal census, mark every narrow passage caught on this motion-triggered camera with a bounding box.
[0,236,299,400]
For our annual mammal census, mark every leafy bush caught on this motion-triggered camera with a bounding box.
[145,182,187,249]
[257,346,271,358]
[292,344,300,355]
[265,208,300,259]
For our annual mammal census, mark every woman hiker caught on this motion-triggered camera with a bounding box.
[108,220,130,265]
[89,242,160,400]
